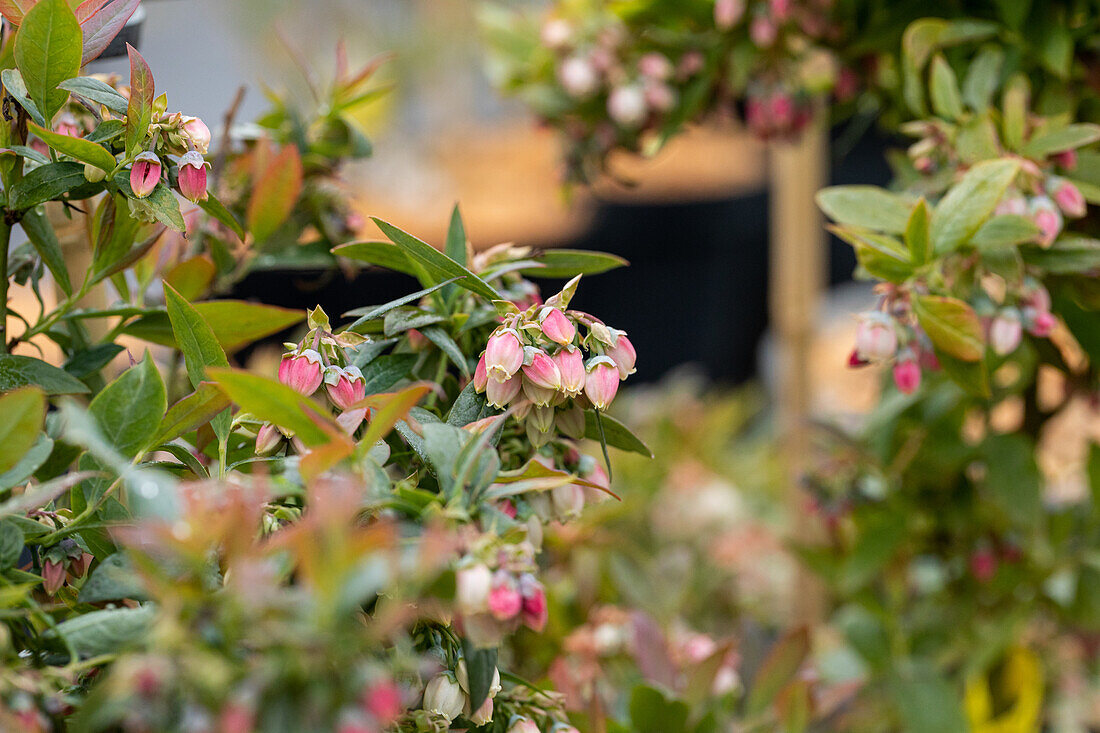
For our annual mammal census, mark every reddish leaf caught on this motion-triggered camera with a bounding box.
[74,0,107,22]
[0,0,37,25]
[79,0,139,65]
[124,43,154,155]
[246,145,302,244]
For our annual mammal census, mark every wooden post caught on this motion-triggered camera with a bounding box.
[768,117,828,628]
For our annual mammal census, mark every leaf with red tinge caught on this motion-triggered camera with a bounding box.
[247,145,302,244]
[79,0,139,65]
[207,368,341,448]
[913,294,984,362]
[124,43,154,155]
[351,384,432,449]
[747,628,811,716]
[0,0,36,26]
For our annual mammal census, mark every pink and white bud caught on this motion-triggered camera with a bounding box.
[1029,196,1063,247]
[456,659,501,699]
[1047,177,1087,219]
[677,51,705,79]
[1025,309,1057,337]
[456,563,493,615]
[584,357,620,410]
[218,702,256,733]
[607,333,637,378]
[582,463,611,504]
[325,365,366,410]
[644,81,677,112]
[540,19,573,50]
[255,423,283,455]
[854,314,897,362]
[607,84,647,128]
[994,192,1028,217]
[469,696,494,726]
[488,572,523,621]
[1053,149,1078,171]
[714,0,745,30]
[182,116,212,154]
[176,151,209,202]
[42,559,66,594]
[485,329,524,382]
[893,356,921,395]
[519,573,549,631]
[487,373,523,408]
[423,674,465,721]
[129,151,162,198]
[556,403,586,439]
[539,307,576,345]
[523,351,563,390]
[553,348,585,396]
[552,483,585,520]
[279,349,324,395]
[473,353,489,392]
[750,15,778,48]
[363,681,404,724]
[336,408,367,435]
[769,0,791,21]
[508,718,541,733]
[989,309,1023,356]
[638,52,673,80]
[558,56,599,99]
[522,377,557,407]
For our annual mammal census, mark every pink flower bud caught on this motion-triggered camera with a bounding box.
[42,559,66,594]
[1048,177,1087,218]
[994,192,1027,217]
[530,404,555,434]
[553,348,585,396]
[523,351,562,390]
[558,56,599,98]
[540,307,576,345]
[485,328,524,382]
[848,349,869,368]
[552,483,585,520]
[989,309,1022,356]
[279,349,324,395]
[970,548,997,583]
[256,423,283,455]
[893,357,921,395]
[714,0,745,29]
[1026,309,1057,337]
[540,19,573,50]
[218,703,256,733]
[750,15,778,48]
[607,333,637,378]
[638,52,672,80]
[1053,149,1078,171]
[519,574,548,631]
[487,373,522,408]
[770,92,793,127]
[854,314,897,362]
[644,81,677,112]
[182,116,212,154]
[508,718,541,733]
[456,563,492,615]
[556,403,586,439]
[608,84,647,128]
[677,51,705,79]
[176,150,209,202]
[469,695,494,726]
[488,573,523,621]
[363,681,404,724]
[129,151,162,198]
[423,674,465,721]
[473,353,489,393]
[70,552,94,578]
[324,365,366,410]
[583,463,611,504]
[584,357,620,410]
[770,0,790,21]
[1029,196,1063,247]
[337,408,367,435]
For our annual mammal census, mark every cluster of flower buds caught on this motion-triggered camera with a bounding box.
[39,538,93,596]
[127,129,211,204]
[745,84,814,140]
[848,309,926,395]
[522,451,611,526]
[473,278,636,449]
[422,660,502,725]
[454,540,547,647]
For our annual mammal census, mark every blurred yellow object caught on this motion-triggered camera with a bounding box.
[964,647,1043,733]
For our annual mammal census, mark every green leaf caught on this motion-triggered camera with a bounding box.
[929,158,1019,254]
[0,433,52,490]
[124,44,153,155]
[21,207,72,295]
[78,552,147,603]
[58,76,129,115]
[359,354,416,395]
[1022,124,1100,159]
[343,277,461,330]
[247,145,302,244]
[956,113,1001,164]
[971,214,1040,249]
[962,46,1003,111]
[87,355,166,459]
[461,639,498,710]
[164,284,230,442]
[830,225,914,283]
[629,685,690,733]
[51,605,154,660]
[445,203,468,266]
[889,663,967,733]
[982,434,1041,527]
[14,0,81,123]
[1002,75,1029,151]
[0,68,46,127]
[332,240,419,277]
[152,382,231,446]
[905,199,931,264]
[584,411,652,457]
[842,510,906,591]
[0,520,23,570]
[372,218,502,301]
[913,294,984,362]
[929,55,964,120]
[207,368,337,447]
[0,387,45,475]
[28,121,115,172]
[816,186,912,234]
[9,161,92,210]
[142,183,186,232]
[0,354,89,394]
[123,301,304,353]
[446,381,496,427]
[1022,236,1100,273]
[197,192,245,241]
[421,326,470,377]
[518,248,629,278]
[936,350,991,398]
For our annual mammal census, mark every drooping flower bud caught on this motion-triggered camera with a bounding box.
[714,0,745,30]
[83,161,107,182]
[994,190,1027,217]
[607,333,637,378]
[770,0,790,21]
[552,483,584,520]
[584,357,620,410]
[1052,149,1078,171]
[530,404,556,435]
[558,56,599,99]
[638,52,673,80]
[487,373,523,408]
[423,674,465,721]
[893,354,921,395]
[182,116,212,154]
[473,353,489,393]
[485,328,524,382]
[539,307,576,345]
[750,15,777,48]
[519,573,549,631]
[456,563,492,616]
[456,659,501,699]
[556,403,586,439]
[989,309,1023,356]
[1025,309,1057,337]
[582,463,611,504]
[523,351,563,391]
[854,313,897,362]
[522,376,557,407]
[279,349,324,395]
[607,84,647,128]
[42,559,66,594]
[176,150,209,202]
[541,18,573,50]
[1047,176,1087,219]
[1029,195,1063,247]
[553,348,585,396]
[507,718,541,733]
[469,696,494,726]
[644,81,677,112]
[363,681,404,724]
[255,423,283,455]
[324,365,366,410]
[336,408,367,435]
[129,151,162,198]
[488,572,523,621]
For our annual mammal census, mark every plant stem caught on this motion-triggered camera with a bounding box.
[0,218,10,354]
